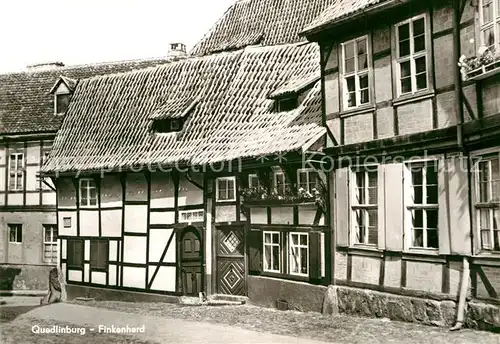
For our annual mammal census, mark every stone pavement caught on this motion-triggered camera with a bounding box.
[18,303,331,344]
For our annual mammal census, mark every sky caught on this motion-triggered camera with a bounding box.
[0,0,235,73]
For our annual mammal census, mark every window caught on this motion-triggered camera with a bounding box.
[248,174,260,189]
[55,93,71,114]
[63,217,72,228]
[180,210,204,223]
[263,231,281,273]
[67,239,83,268]
[277,97,298,112]
[152,119,183,133]
[43,225,58,263]
[273,170,290,195]
[395,15,429,95]
[37,149,52,190]
[79,178,97,207]
[216,177,236,202]
[479,0,500,49]
[9,153,24,191]
[406,161,439,249]
[351,169,378,245]
[297,169,319,194]
[289,232,308,276]
[8,224,22,243]
[90,240,108,270]
[341,36,370,108]
[476,157,500,251]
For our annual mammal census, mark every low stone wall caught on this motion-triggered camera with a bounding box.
[247,277,500,331]
[247,275,327,312]
[65,284,180,304]
[0,264,54,291]
[324,285,500,331]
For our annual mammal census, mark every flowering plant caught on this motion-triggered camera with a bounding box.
[458,46,500,80]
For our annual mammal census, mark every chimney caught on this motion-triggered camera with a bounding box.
[168,43,187,59]
[26,61,65,72]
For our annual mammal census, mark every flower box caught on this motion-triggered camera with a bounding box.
[243,198,316,207]
[467,60,500,81]
[460,46,500,81]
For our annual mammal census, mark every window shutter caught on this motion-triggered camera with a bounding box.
[439,157,471,255]
[248,229,262,273]
[384,163,404,251]
[309,231,322,280]
[335,168,350,247]
[377,165,386,250]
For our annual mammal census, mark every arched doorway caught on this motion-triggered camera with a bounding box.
[180,227,203,296]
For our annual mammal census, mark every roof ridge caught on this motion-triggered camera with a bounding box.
[0,56,172,77]
[190,1,238,57]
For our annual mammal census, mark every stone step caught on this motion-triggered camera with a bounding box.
[208,294,248,304]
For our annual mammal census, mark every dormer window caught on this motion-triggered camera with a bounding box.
[148,96,199,134]
[277,97,298,112]
[56,93,71,114]
[50,76,77,115]
[152,118,184,134]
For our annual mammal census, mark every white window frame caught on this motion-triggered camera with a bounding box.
[474,155,500,251]
[216,176,236,202]
[179,209,205,223]
[43,224,58,263]
[248,174,260,189]
[341,35,371,109]
[8,224,22,243]
[54,92,71,115]
[273,170,289,195]
[263,231,281,273]
[79,178,97,208]
[297,168,318,194]
[288,232,309,277]
[395,14,430,96]
[479,0,500,50]
[404,161,439,250]
[350,167,378,246]
[9,152,24,191]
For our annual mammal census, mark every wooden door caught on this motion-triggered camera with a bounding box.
[180,230,202,296]
[216,227,245,295]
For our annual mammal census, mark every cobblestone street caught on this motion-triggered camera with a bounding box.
[1,297,500,343]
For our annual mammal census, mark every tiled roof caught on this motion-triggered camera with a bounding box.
[148,97,200,120]
[0,58,171,135]
[43,43,324,174]
[302,0,389,35]
[191,0,336,56]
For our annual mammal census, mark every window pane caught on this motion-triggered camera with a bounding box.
[415,56,427,74]
[414,35,426,53]
[481,229,492,249]
[344,41,355,59]
[347,92,356,108]
[427,229,438,248]
[368,171,377,204]
[356,225,365,244]
[264,233,271,244]
[264,245,272,270]
[480,209,491,230]
[483,27,495,47]
[416,73,427,90]
[272,233,279,243]
[413,18,425,36]
[479,161,490,202]
[492,159,500,201]
[345,58,355,73]
[291,234,298,245]
[45,228,52,242]
[412,168,423,185]
[272,246,280,271]
[483,0,493,23]
[346,76,356,92]
[300,234,307,246]
[16,174,23,189]
[9,227,16,242]
[426,163,438,184]
[413,228,424,247]
[300,247,308,274]
[427,185,438,204]
[427,209,438,229]
[368,226,378,245]
[413,209,424,228]
[360,90,369,104]
[399,40,411,57]
[290,247,299,273]
[359,75,369,89]
[413,185,423,204]
[400,61,411,78]
[398,23,410,41]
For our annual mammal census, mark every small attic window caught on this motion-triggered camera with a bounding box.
[277,96,298,112]
[55,93,71,114]
[153,118,184,133]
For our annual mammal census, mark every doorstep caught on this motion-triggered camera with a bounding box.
[0,290,46,297]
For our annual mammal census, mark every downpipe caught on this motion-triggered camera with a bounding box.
[450,257,470,331]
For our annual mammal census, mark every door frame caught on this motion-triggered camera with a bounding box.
[177,225,204,296]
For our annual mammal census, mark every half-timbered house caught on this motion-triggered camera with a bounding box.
[0,58,170,292]
[303,0,500,328]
